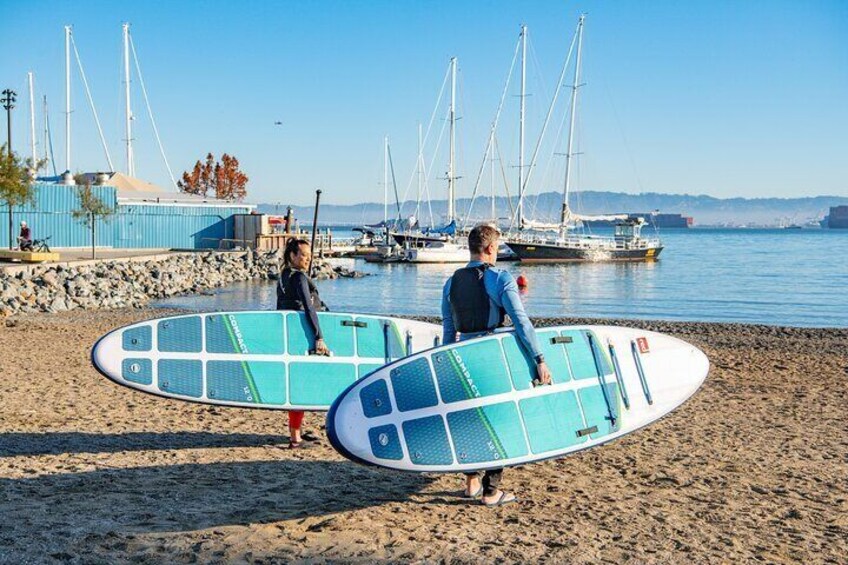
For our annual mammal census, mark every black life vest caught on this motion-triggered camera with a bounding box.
[276,267,325,312]
[449,264,505,334]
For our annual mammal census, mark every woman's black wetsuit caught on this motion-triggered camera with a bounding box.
[276,266,327,339]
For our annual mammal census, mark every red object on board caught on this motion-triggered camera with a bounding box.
[636,337,650,353]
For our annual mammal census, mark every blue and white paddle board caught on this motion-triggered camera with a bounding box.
[327,325,709,472]
[92,311,441,411]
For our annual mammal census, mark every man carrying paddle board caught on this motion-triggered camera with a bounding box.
[277,238,331,448]
[441,223,553,507]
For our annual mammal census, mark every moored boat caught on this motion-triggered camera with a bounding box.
[507,218,663,262]
[504,16,663,263]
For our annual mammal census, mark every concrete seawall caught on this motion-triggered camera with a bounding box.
[0,250,353,316]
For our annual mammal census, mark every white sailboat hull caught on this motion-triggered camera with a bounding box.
[405,242,469,263]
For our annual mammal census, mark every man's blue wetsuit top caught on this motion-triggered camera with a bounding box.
[441,261,543,362]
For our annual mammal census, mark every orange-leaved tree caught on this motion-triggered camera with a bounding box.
[215,154,248,201]
[178,153,248,201]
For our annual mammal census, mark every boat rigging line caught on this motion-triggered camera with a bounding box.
[69,27,115,172]
[128,27,178,189]
[396,62,451,222]
[460,29,521,231]
[43,96,57,176]
[507,18,581,232]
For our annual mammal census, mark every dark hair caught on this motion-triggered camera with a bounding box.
[468,224,500,254]
[284,238,310,266]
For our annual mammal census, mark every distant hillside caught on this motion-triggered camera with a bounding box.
[257,191,848,227]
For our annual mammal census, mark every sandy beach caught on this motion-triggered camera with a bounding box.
[0,309,845,564]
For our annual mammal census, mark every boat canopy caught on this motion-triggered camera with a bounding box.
[426,220,457,235]
[520,219,562,232]
[570,212,629,222]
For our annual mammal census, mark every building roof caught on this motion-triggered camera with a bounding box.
[117,190,254,209]
[81,172,168,193]
[34,172,254,209]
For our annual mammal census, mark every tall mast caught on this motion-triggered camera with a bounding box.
[64,25,71,172]
[383,136,388,224]
[28,72,37,167]
[123,22,134,176]
[490,129,496,221]
[518,24,527,228]
[447,56,457,223]
[416,123,423,220]
[561,14,585,227]
[42,96,49,174]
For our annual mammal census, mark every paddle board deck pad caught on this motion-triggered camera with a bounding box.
[92,312,442,411]
[327,326,709,472]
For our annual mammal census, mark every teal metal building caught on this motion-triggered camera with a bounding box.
[1,182,254,249]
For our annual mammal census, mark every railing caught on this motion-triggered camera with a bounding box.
[512,233,661,250]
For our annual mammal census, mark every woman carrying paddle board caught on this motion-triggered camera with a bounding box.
[442,224,553,507]
[277,237,330,448]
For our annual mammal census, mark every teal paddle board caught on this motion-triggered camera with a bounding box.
[327,325,708,472]
[92,311,442,411]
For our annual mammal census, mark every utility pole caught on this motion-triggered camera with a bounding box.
[1,89,16,157]
[2,88,18,250]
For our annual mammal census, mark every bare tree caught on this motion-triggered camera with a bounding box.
[72,182,115,259]
[0,144,36,250]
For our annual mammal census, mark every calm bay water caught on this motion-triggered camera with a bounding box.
[154,229,848,328]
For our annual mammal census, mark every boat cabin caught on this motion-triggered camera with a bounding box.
[614,218,647,242]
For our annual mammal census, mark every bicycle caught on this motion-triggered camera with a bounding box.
[30,236,51,253]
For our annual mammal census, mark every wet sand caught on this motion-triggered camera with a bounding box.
[0,309,846,564]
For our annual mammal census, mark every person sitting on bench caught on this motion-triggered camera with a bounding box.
[17,221,33,251]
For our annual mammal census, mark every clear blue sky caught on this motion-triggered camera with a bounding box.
[2,0,846,205]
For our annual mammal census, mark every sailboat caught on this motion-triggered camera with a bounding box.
[401,57,470,264]
[505,15,663,262]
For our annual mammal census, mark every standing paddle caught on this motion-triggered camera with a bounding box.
[308,189,322,275]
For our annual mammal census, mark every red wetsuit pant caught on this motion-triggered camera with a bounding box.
[289,410,304,429]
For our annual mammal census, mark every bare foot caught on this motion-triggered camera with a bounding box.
[464,476,483,498]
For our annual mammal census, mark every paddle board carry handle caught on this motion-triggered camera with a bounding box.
[588,332,617,427]
[342,320,368,328]
[576,425,598,438]
[607,340,630,409]
[631,339,653,405]
[382,322,390,363]
[550,336,573,344]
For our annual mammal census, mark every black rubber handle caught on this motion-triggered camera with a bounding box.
[576,426,598,438]
[342,320,367,328]
[550,336,573,344]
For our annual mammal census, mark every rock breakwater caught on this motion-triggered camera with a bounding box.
[0,250,362,316]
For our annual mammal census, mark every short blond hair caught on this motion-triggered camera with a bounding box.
[468,224,500,254]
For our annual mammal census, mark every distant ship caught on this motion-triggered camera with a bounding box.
[826,206,848,229]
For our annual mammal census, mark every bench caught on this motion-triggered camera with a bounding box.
[0,250,61,263]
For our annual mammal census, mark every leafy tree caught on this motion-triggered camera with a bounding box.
[0,144,36,250]
[72,181,115,259]
[178,152,248,201]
